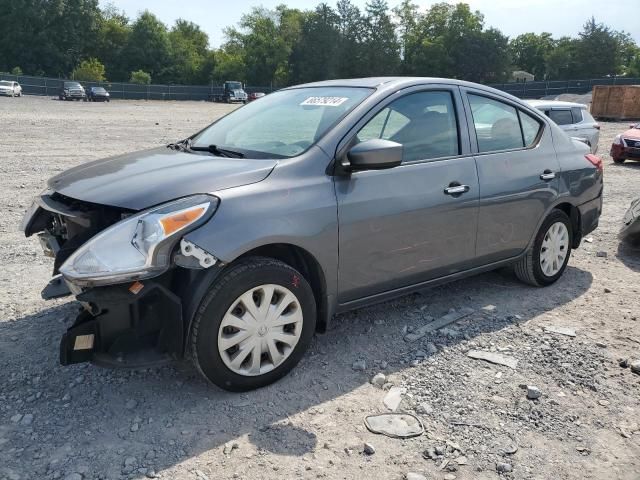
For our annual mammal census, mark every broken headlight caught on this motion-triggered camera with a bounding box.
[60,194,218,286]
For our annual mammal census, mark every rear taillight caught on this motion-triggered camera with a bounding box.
[585,154,603,172]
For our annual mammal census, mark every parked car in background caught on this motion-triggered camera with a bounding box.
[23,77,603,391]
[0,80,22,97]
[59,81,86,101]
[610,123,640,164]
[248,92,266,101]
[87,86,110,102]
[526,100,600,153]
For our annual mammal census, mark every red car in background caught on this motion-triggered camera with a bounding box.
[611,123,640,163]
[248,92,266,102]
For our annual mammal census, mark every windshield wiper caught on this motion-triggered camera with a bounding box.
[189,144,245,158]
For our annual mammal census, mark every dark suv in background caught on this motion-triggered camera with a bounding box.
[59,81,86,101]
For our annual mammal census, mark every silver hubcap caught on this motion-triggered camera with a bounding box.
[540,221,569,276]
[218,284,303,376]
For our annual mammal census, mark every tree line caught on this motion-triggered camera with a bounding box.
[0,0,638,86]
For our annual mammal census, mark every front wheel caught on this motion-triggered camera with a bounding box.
[613,157,626,164]
[190,257,316,391]
[514,209,572,286]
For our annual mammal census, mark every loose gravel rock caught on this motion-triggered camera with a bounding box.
[0,97,639,479]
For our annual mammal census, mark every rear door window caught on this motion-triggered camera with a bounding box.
[548,109,573,125]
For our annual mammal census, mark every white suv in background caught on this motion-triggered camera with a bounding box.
[526,100,600,153]
[0,80,22,97]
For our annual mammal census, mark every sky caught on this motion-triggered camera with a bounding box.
[101,0,639,48]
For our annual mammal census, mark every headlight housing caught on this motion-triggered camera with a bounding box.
[60,194,219,286]
[613,134,623,145]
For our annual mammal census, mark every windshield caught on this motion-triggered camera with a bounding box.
[226,82,242,90]
[0,81,11,86]
[65,82,81,88]
[191,87,372,158]
[93,87,106,93]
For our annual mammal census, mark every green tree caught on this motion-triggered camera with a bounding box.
[95,5,131,81]
[393,0,419,72]
[574,17,621,78]
[168,19,210,84]
[336,0,366,78]
[510,32,554,79]
[123,11,171,83]
[545,36,579,80]
[290,4,341,83]
[129,69,151,84]
[361,0,400,76]
[72,57,106,81]
[11,66,23,75]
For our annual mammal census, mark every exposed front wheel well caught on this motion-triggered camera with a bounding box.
[554,202,582,248]
[238,244,329,332]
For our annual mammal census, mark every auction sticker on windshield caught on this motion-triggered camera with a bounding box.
[300,96,349,107]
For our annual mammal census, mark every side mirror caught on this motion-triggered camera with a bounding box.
[345,139,403,171]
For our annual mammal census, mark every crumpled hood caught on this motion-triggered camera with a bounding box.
[48,147,277,210]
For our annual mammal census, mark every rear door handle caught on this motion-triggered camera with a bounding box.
[444,184,470,195]
[540,170,556,181]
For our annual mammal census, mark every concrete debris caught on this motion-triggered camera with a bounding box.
[526,386,542,400]
[223,442,239,455]
[405,473,427,480]
[352,360,367,371]
[370,373,386,387]
[496,462,513,473]
[365,413,424,438]
[543,325,576,337]
[466,350,518,369]
[404,308,474,342]
[363,442,376,455]
[630,360,640,375]
[383,387,404,411]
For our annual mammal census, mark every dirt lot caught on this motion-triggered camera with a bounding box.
[1,95,639,480]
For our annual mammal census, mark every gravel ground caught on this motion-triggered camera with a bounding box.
[1,95,639,480]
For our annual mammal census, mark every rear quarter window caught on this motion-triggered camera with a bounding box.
[571,107,583,123]
[548,109,573,125]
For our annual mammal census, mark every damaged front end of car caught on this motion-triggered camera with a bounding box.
[22,191,222,368]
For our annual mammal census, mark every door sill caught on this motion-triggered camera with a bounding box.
[335,254,523,313]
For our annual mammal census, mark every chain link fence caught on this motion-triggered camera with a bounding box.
[2,72,638,101]
[489,77,640,99]
[0,73,275,101]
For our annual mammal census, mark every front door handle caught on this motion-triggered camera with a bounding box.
[540,170,556,181]
[444,184,470,195]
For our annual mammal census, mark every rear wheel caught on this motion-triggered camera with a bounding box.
[514,209,572,286]
[190,257,316,391]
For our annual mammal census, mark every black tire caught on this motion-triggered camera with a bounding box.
[613,157,626,164]
[190,256,317,391]
[514,209,572,287]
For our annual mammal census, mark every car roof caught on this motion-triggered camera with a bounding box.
[525,99,587,109]
[285,77,519,96]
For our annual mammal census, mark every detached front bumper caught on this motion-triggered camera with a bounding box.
[611,143,640,160]
[60,277,184,367]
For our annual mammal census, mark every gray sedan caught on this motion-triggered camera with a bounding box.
[23,77,603,391]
